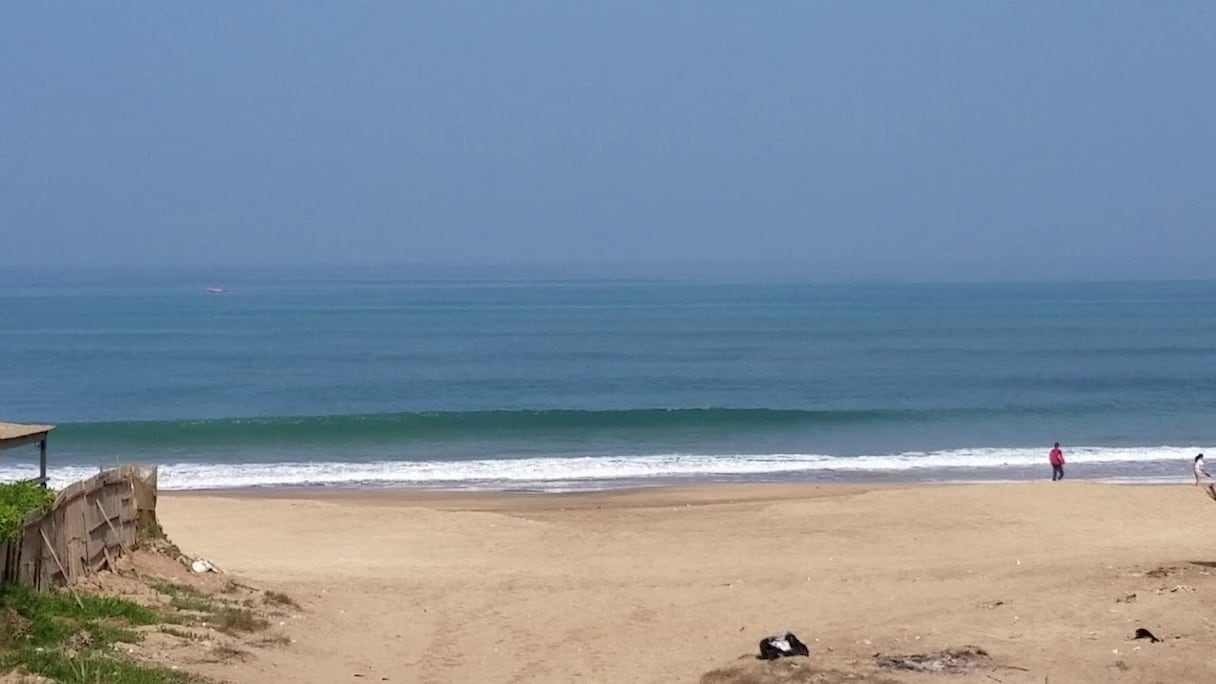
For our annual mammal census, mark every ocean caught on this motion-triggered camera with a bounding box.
[2,268,1213,490]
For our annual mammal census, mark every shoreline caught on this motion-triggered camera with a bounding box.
[161,477,1192,509]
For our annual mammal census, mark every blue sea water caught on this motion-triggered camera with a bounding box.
[2,267,1214,489]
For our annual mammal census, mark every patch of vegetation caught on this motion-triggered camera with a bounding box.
[135,518,181,559]
[0,584,160,648]
[136,517,169,542]
[0,583,197,683]
[209,608,268,636]
[158,625,205,641]
[151,584,268,635]
[262,591,300,610]
[0,483,55,542]
[153,584,214,615]
[44,592,162,627]
[151,583,201,599]
[19,649,193,684]
[0,607,31,650]
[253,632,291,648]
[82,621,141,647]
[153,579,224,613]
[169,594,214,613]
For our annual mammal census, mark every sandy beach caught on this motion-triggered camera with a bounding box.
[158,482,1216,683]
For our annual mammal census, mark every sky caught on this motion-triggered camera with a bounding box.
[3,2,1215,279]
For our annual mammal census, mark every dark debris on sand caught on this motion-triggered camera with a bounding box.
[874,646,992,674]
[701,658,899,684]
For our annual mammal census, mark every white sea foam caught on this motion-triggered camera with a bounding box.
[3,445,1203,491]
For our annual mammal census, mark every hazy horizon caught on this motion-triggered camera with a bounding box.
[4,3,1214,280]
[6,261,1216,287]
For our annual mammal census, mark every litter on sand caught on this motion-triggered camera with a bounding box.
[190,558,220,574]
[758,632,810,660]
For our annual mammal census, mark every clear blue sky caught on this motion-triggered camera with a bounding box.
[3,3,1214,279]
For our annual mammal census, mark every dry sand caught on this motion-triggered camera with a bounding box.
[157,482,1216,683]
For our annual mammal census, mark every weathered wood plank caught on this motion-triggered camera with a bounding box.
[11,465,157,590]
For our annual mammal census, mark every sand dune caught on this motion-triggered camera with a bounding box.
[158,483,1216,683]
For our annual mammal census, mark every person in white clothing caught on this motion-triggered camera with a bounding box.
[1195,454,1216,501]
[1195,453,1211,485]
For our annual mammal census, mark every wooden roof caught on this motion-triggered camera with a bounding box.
[0,423,54,450]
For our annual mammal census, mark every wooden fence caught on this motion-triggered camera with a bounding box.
[0,465,158,589]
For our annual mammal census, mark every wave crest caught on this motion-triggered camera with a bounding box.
[16,445,1200,491]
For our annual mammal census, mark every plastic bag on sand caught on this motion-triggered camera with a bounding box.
[759,632,809,660]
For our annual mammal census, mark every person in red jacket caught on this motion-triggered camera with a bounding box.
[1049,443,1065,481]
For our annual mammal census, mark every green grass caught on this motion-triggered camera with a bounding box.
[37,591,162,625]
[84,621,142,646]
[0,483,55,542]
[0,585,160,649]
[0,584,199,683]
[19,649,193,684]
[167,594,214,614]
[150,583,205,601]
[152,583,216,614]
[151,583,268,635]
